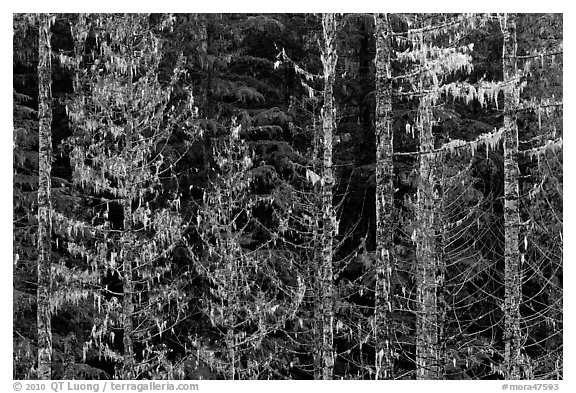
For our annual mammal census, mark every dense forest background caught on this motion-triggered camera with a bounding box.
[13,13,562,380]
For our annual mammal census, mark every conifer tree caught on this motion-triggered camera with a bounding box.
[399,14,479,379]
[191,128,305,379]
[60,13,193,378]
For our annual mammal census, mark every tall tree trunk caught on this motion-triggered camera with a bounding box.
[122,199,135,379]
[319,13,337,380]
[203,14,215,176]
[415,96,444,380]
[70,14,87,95]
[501,12,523,380]
[122,16,136,378]
[37,12,53,381]
[204,15,216,120]
[415,30,444,380]
[311,105,323,381]
[225,234,236,380]
[373,12,394,380]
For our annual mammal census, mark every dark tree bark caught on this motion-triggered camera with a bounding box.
[319,12,338,380]
[500,12,523,380]
[373,12,394,380]
[37,12,53,381]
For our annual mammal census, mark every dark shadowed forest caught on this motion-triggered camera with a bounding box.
[13,13,562,380]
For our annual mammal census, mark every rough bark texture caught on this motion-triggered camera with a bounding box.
[312,111,323,381]
[37,12,53,381]
[415,30,444,379]
[373,13,394,380]
[225,235,236,380]
[415,96,443,380]
[501,13,523,380]
[122,199,135,379]
[319,13,337,380]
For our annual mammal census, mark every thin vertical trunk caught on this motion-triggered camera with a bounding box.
[501,13,523,380]
[70,14,87,95]
[226,254,236,381]
[122,200,135,379]
[226,327,236,379]
[546,259,562,349]
[319,13,337,380]
[226,255,236,380]
[311,106,323,381]
[122,16,136,379]
[546,268,562,380]
[203,15,215,175]
[204,15,215,120]
[37,12,53,381]
[415,95,443,380]
[373,13,394,380]
[225,232,236,380]
[415,29,444,380]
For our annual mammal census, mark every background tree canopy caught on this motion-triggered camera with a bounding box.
[13,12,562,380]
